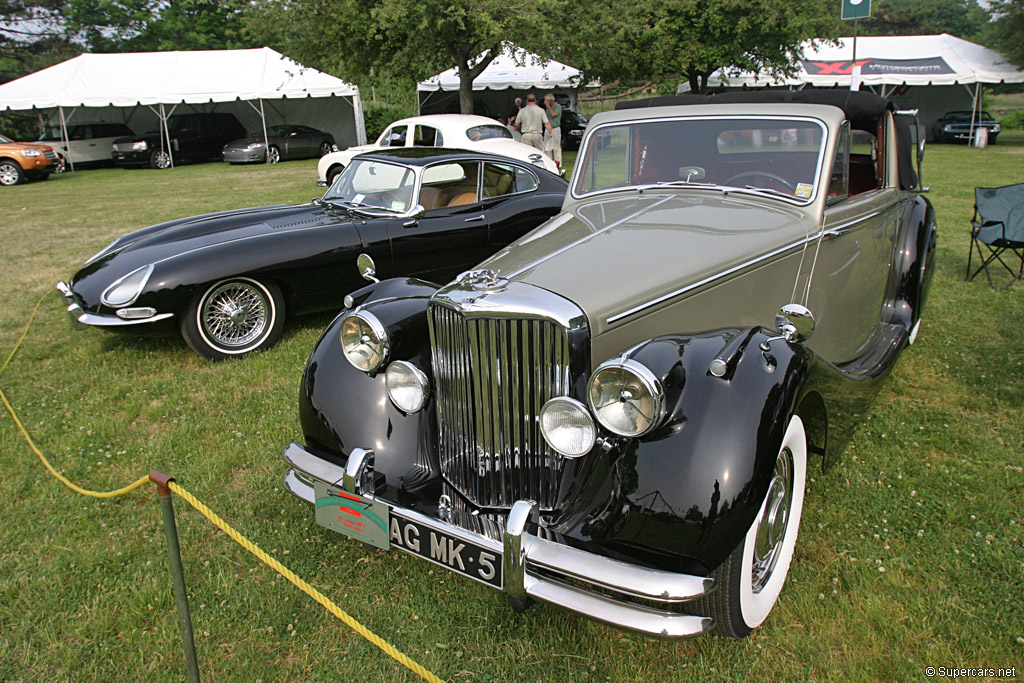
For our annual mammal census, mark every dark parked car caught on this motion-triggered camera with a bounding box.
[934,110,1001,144]
[58,148,568,360]
[281,91,936,639]
[222,125,335,164]
[560,110,588,150]
[112,113,246,169]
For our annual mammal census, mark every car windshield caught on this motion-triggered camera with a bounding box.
[574,116,827,203]
[322,158,416,213]
[465,125,513,142]
[945,111,994,122]
[39,127,63,141]
[0,133,13,144]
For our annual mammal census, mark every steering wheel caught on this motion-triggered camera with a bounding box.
[724,171,797,192]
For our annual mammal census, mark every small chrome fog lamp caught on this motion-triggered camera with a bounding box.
[540,397,596,457]
[386,361,429,413]
[339,310,389,371]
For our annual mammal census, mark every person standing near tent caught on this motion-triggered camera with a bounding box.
[514,93,551,153]
[507,97,523,124]
[543,93,563,166]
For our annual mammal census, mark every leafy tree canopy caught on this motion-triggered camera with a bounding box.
[560,0,839,94]
[244,0,557,114]
[857,0,990,41]
[987,0,1024,68]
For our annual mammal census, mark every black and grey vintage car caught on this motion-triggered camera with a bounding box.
[57,148,567,360]
[282,91,936,639]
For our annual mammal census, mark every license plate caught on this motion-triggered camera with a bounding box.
[314,482,503,589]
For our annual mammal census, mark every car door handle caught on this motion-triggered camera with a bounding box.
[464,215,485,223]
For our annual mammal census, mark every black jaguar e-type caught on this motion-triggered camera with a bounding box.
[58,148,567,359]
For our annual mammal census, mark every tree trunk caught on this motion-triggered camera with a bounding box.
[456,43,503,115]
[459,62,475,115]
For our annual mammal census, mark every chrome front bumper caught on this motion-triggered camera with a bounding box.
[283,441,715,639]
[56,281,174,328]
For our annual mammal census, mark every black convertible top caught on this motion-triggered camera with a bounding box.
[617,91,919,191]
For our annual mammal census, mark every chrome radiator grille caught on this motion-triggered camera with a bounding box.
[429,303,571,511]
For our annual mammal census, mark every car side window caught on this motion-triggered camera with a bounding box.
[827,122,850,203]
[380,125,408,147]
[414,125,443,146]
[849,129,880,195]
[483,162,538,197]
[419,161,481,211]
[70,126,87,140]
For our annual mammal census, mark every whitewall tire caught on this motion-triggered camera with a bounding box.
[695,415,807,638]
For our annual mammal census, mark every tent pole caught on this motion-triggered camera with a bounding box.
[970,82,980,146]
[259,98,270,165]
[59,106,75,173]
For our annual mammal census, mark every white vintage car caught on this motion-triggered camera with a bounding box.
[317,114,560,184]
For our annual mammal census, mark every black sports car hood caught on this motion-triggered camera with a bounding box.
[69,202,352,304]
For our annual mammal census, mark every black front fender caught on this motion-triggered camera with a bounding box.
[299,278,441,491]
[559,329,811,574]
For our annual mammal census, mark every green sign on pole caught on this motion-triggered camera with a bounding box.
[842,0,871,20]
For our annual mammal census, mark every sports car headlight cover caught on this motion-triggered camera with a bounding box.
[587,358,664,437]
[101,264,154,307]
[386,361,429,413]
[246,142,265,150]
[339,310,389,371]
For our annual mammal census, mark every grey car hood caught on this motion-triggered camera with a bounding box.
[477,192,818,336]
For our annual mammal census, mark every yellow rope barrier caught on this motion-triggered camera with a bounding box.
[1,291,444,683]
[0,289,151,498]
[168,481,444,683]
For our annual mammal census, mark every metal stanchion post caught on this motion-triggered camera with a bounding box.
[150,471,201,683]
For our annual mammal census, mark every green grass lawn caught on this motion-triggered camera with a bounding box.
[1,140,1023,682]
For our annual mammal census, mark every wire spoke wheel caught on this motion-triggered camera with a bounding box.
[181,277,284,360]
[202,281,269,348]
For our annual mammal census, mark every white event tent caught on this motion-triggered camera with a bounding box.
[0,47,365,169]
[692,34,1024,139]
[418,45,584,117]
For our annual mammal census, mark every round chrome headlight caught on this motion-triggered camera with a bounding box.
[587,358,663,437]
[540,397,596,457]
[386,361,429,413]
[339,310,389,371]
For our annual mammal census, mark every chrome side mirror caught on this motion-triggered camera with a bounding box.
[357,253,379,283]
[760,303,815,351]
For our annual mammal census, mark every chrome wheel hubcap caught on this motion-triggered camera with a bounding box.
[752,448,793,593]
[201,282,268,348]
[268,148,280,163]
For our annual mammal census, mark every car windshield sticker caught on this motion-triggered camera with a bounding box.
[391,200,406,211]
[353,194,365,204]
[795,183,813,199]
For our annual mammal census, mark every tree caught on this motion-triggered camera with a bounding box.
[561,0,839,95]
[858,0,990,40]
[988,0,1024,68]
[61,0,256,52]
[246,0,555,115]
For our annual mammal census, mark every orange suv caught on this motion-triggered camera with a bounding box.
[0,132,58,186]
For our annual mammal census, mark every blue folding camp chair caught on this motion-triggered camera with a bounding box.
[967,183,1024,290]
